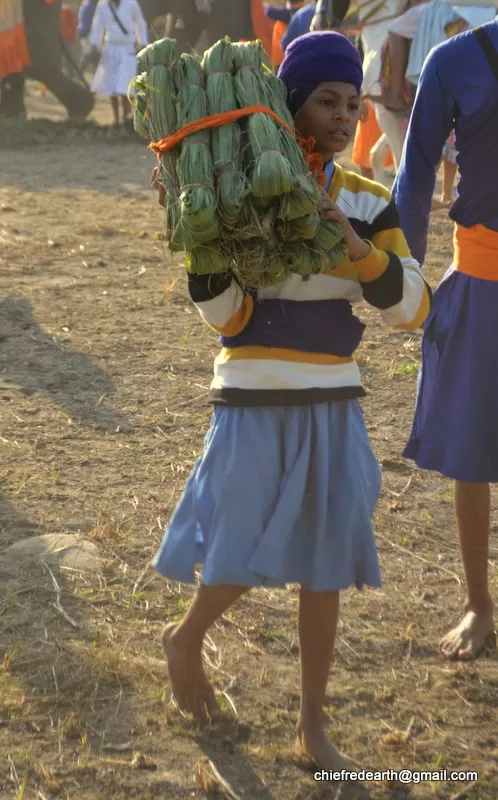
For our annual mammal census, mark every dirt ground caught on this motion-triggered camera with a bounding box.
[0,85,497,800]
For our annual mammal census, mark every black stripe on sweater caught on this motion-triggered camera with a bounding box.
[209,385,367,407]
[187,271,233,303]
[360,251,404,310]
[349,198,401,241]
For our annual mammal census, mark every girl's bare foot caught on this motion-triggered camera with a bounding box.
[296,722,349,772]
[440,609,496,660]
[162,623,219,721]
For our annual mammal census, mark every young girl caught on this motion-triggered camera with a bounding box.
[152,31,431,770]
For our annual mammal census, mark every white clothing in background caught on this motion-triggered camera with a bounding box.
[361,0,407,96]
[388,3,428,38]
[90,0,148,97]
[372,105,407,181]
[406,1,495,85]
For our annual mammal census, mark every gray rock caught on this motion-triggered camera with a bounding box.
[0,533,100,577]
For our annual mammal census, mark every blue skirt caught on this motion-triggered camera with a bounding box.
[404,268,498,482]
[153,400,382,592]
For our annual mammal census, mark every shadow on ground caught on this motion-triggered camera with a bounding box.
[0,297,130,432]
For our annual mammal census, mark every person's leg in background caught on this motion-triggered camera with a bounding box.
[441,157,458,204]
[373,103,407,176]
[121,95,131,122]
[370,132,392,185]
[110,95,120,126]
[440,137,458,205]
[0,73,26,117]
[353,100,393,183]
[440,481,495,659]
[431,135,458,209]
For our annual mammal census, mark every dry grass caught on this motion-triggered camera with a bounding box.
[0,91,497,799]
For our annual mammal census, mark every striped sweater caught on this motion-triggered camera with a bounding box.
[188,163,431,406]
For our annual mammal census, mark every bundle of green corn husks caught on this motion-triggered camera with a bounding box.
[134,37,346,289]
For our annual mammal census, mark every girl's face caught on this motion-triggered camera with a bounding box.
[295,81,360,162]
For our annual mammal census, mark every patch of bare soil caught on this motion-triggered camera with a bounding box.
[0,87,497,800]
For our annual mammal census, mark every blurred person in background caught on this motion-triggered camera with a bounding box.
[78,0,100,73]
[264,2,311,68]
[60,2,79,78]
[87,0,148,127]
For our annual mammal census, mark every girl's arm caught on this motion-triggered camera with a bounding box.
[322,189,431,330]
[187,273,255,338]
[360,194,431,330]
[150,169,254,337]
[362,220,431,331]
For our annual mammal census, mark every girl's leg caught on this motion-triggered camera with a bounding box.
[110,96,120,125]
[441,481,495,659]
[296,588,347,770]
[163,584,248,720]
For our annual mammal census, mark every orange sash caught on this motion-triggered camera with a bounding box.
[454,223,498,281]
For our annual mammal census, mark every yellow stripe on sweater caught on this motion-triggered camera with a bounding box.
[324,257,360,282]
[218,347,353,365]
[372,227,411,258]
[325,245,391,283]
[356,244,390,282]
[328,163,391,202]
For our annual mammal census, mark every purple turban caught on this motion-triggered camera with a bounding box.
[277,31,363,117]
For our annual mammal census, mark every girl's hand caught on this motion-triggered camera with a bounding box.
[359,100,369,124]
[150,166,166,207]
[319,189,371,261]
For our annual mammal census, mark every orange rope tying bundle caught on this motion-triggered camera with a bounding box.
[149,104,325,185]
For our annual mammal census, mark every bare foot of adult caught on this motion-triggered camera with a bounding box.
[162,623,219,721]
[296,722,349,772]
[440,609,496,660]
